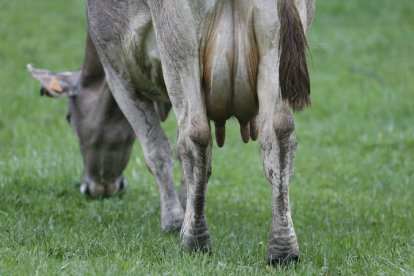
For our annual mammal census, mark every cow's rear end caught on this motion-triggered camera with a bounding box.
[86,0,315,266]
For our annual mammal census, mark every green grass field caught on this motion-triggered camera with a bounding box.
[1,0,413,274]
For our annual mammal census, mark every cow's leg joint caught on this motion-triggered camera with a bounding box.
[188,117,211,148]
[273,105,295,139]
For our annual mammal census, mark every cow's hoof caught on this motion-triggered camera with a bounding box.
[161,205,184,233]
[267,251,300,266]
[180,233,211,254]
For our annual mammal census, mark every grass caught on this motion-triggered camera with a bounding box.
[1,0,413,274]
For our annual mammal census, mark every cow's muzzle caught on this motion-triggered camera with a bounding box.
[80,175,126,198]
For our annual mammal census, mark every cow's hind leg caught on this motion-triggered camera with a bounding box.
[103,67,184,232]
[148,1,212,252]
[176,120,212,252]
[260,102,299,265]
[257,54,300,264]
[177,149,188,209]
[253,2,305,264]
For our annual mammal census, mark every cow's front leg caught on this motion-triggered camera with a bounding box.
[148,1,212,252]
[101,66,184,232]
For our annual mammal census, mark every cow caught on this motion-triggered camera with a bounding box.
[35,0,315,265]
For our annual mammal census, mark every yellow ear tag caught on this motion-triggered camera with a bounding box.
[49,76,63,93]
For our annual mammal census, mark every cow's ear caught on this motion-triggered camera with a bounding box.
[27,64,81,98]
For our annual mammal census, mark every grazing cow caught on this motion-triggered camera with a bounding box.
[86,0,315,265]
[35,0,315,265]
[87,0,315,264]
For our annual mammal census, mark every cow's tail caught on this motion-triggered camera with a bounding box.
[278,0,310,111]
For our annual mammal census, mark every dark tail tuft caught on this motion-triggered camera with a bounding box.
[278,0,310,111]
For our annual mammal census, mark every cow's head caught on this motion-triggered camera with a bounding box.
[27,64,135,198]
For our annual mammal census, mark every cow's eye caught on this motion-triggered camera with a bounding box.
[66,113,71,123]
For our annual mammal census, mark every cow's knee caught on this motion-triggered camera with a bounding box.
[188,116,211,147]
[273,105,295,139]
[177,116,210,157]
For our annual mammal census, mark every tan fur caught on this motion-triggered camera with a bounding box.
[49,76,63,93]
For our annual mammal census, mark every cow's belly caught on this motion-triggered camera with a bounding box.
[131,0,259,126]
[89,0,259,124]
[202,0,259,126]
